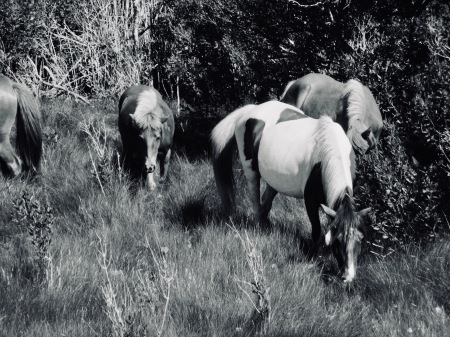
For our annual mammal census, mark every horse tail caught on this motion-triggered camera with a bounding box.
[211,104,255,213]
[11,82,42,174]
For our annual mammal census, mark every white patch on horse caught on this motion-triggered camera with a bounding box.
[344,263,356,283]
[133,88,158,129]
[324,230,332,245]
[313,116,353,207]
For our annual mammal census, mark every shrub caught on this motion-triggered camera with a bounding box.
[12,190,56,283]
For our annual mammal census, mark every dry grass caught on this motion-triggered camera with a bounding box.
[0,98,449,336]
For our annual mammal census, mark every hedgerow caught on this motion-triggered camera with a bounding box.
[1,0,449,249]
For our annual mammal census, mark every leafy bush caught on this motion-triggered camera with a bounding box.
[329,2,450,250]
[12,190,56,284]
[1,0,449,248]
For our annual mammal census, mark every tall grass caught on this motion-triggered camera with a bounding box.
[0,98,448,336]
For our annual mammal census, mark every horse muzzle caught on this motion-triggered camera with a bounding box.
[146,164,156,173]
[342,264,356,283]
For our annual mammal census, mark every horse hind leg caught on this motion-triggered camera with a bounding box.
[242,163,262,220]
[0,140,22,177]
[260,184,278,221]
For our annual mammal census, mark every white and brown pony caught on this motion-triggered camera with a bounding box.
[118,85,174,190]
[0,74,42,177]
[280,73,383,154]
[211,101,371,282]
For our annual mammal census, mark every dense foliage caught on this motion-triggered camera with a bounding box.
[1,0,449,250]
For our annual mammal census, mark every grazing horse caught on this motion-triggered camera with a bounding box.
[118,85,174,190]
[0,74,42,177]
[280,73,383,154]
[211,101,371,282]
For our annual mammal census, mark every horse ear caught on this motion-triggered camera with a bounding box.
[357,207,372,236]
[319,204,336,246]
[320,204,336,218]
[358,207,372,219]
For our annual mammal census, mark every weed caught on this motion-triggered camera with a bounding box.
[97,231,176,337]
[12,190,55,284]
[231,225,271,336]
[79,118,121,194]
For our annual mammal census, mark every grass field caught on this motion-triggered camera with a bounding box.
[0,98,449,337]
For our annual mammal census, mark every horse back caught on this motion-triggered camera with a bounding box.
[258,118,318,198]
[297,74,345,119]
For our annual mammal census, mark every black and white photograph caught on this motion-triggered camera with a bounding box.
[0,0,449,336]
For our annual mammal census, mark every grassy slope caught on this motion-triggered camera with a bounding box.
[0,99,448,337]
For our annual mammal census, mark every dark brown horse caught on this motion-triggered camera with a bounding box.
[0,74,42,177]
[118,85,174,190]
[280,73,383,154]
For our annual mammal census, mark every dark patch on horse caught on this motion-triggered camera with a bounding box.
[276,108,308,124]
[243,118,265,171]
[304,162,326,243]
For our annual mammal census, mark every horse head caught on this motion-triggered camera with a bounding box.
[0,154,23,177]
[130,113,168,185]
[347,120,377,155]
[320,194,371,283]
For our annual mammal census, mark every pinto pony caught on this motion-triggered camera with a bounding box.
[211,101,371,282]
[0,74,42,177]
[280,73,383,154]
[118,85,174,190]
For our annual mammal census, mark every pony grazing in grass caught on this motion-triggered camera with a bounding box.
[0,74,42,177]
[211,101,371,282]
[280,73,383,155]
[118,85,174,190]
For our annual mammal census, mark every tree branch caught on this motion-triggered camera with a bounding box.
[288,0,336,8]
[41,80,90,104]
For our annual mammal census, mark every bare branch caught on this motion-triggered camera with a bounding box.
[288,0,336,8]
[41,80,90,104]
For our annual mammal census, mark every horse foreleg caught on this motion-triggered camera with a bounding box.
[260,184,278,221]
[120,137,133,173]
[159,148,171,181]
[304,197,323,251]
[145,171,157,190]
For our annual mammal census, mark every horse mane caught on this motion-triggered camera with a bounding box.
[132,88,163,130]
[341,79,371,151]
[333,190,360,242]
[314,116,353,208]
[342,79,367,132]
